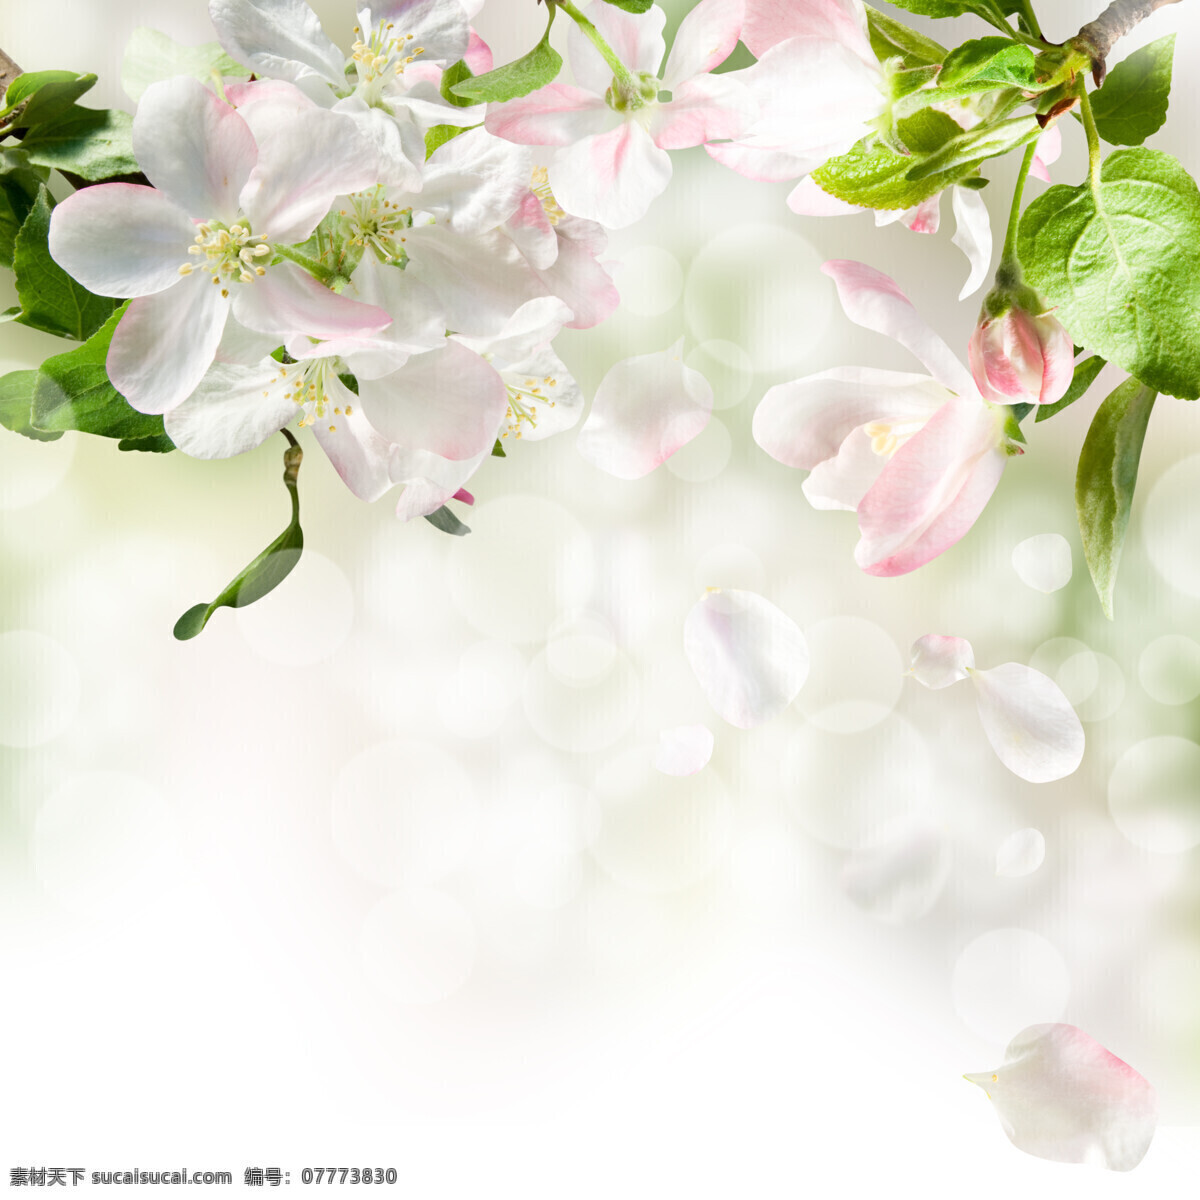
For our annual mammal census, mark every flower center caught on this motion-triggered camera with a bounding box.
[531,166,566,227]
[350,20,424,91]
[180,220,271,295]
[863,418,925,458]
[273,358,352,433]
[606,72,659,113]
[501,375,560,441]
[342,186,413,264]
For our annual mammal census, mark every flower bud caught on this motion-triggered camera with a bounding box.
[968,303,1074,406]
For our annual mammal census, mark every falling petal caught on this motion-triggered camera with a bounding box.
[909,634,975,690]
[655,724,715,776]
[1012,533,1073,593]
[965,1024,1157,1171]
[995,828,1046,877]
[840,817,949,922]
[683,589,808,729]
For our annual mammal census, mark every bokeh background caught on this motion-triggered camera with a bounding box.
[1,0,1199,1192]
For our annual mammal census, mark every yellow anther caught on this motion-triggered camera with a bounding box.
[178,264,194,276]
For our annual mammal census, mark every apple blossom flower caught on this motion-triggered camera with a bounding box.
[47,77,391,415]
[577,340,713,479]
[965,1024,1157,1171]
[969,300,1074,407]
[485,0,751,228]
[754,261,1015,577]
[684,588,809,729]
[909,634,1085,782]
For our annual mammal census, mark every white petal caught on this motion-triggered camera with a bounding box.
[577,339,712,479]
[971,663,1085,783]
[683,588,809,729]
[800,426,887,512]
[311,375,395,501]
[421,127,534,233]
[787,176,866,217]
[230,261,391,341]
[909,634,974,690]
[965,1024,1157,1171]
[995,828,1046,878]
[1012,533,1073,593]
[951,186,993,301]
[390,444,488,520]
[210,0,346,91]
[655,724,715,776]
[163,360,295,458]
[568,2,666,96]
[367,0,470,65]
[661,0,743,90]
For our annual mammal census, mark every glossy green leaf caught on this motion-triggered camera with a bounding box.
[32,303,171,444]
[1018,148,1200,400]
[121,28,250,103]
[864,5,946,69]
[1034,355,1106,422]
[19,106,137,180]
[424,504,471,536]
[449,4,561,102]
[1090,35,1173,147]
[425,122,474,158]
[0,368,63,441]
[938,38,1039,90]
[1075,376,1156,618]
[13,187,117,339]
[439,58,477,109]
[887,0,1022,16]
[905,115,1039,181]
[174,439,304,639]
[601,0,653,11]
[0,150,44,267]
[3,71,98,131]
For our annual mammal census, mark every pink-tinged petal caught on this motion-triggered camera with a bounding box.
[535,213,619,329]
[456,295,573,362]
[1031,124,1062,183]
[821,260,977,397]
[552,120,672,229]
[653,74,755,150]
[753,367,947,470]
[568,2,666,96]
[661,0,743,90]
[970,662,1085,782]
[485,84,616,147]
[970,307,1074,406]
[787,176,865,217]
[422,127,534,233]
[311,374,394,501]
[230,260,391,341]
[344,252,446,364]
[239,106,381,242]
[225,77,317,117]
[505,191,559,270]
[163,360,295,458]
[909,634,975,689]
[107,279,230,414]
[801,426,888,512]
[743,0,872,63]
[708,140,817,183]
[133,77,256,223]
[210,0,345,91]
[577,339,712,478]
[359,340,507,460]
[854,396,1005,573]
[966,1025,1155,1170]
[683,588,809,729]
[496,344,583,441]
[995,827,1046,877]
[655,724,715,776]
[898,194,941,235]
[372,0,470,65]
[390,445,488,520]
[453,488,474,504]
[951,186,993,300]
[464,29,493,74]
[48,184,195,298]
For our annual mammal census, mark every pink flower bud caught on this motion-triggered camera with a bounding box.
[968,306,1074,406]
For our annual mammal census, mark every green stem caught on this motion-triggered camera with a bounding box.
[1001,140,1039,266]
[1077,80,1103,192]
[1017,0,1044,38]
[554,0,637,91]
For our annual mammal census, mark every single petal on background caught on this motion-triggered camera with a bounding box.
[995,827,1046,877]
[909,634,975,690]
[655,724,715,776]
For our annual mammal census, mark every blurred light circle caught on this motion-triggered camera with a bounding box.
[591,748,733,893]
[524,646,640,752]
[612,245,683,316]
[1145,456,1200,595]
[236,550,354,665]
[686,340,753,410]
[0,417,74,510]
[448,496,595,644]
[436,639,526,738]
[1138,634,1200,705]
[359,888,475,1004]
[332,740,479,887]
[693,542,766,595]
[952,928,1069,1043]
[0,631,81,747]
[840,818,949,923]
[1060,650,1124,722]
[33,771,177,916]
[685,222,830,372]
[784,714,932,849]
[665,415,731,482]
[1108,736,1200,853]
[800,616,904,733]
[544,616,617,687]
[1030,636,1097,705]
[995,828,1046,878]
[1011,533,1072,593]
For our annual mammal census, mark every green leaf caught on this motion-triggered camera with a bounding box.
[601,0,653,11]
[439,58,477,109]
[19,106,138,180]
[32,302,171,444]
[1075,376,1156,618]
[3,72,98,130]
[13,187,118,339]
[0,150,44,267]
[887,0,1022,16]
[3,70,87,114]
[1034,355,1106,422]
[938,38,1039,90]
[425,122,474,158]
[424,505,471,536]
[118,434,175,452]
[491,438,506,457]
[864,5,947,69]
[121,28,250,103]
[812,109,979,212]
[1018,148,1200,400]
[0,368,63,441]
[904,115,1040,181]
[1090,35,1173,147]
[449,4,562,102]
[174,439,304,640]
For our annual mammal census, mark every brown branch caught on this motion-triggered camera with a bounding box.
[0,48,22,98]
[1076,0,1183,84]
